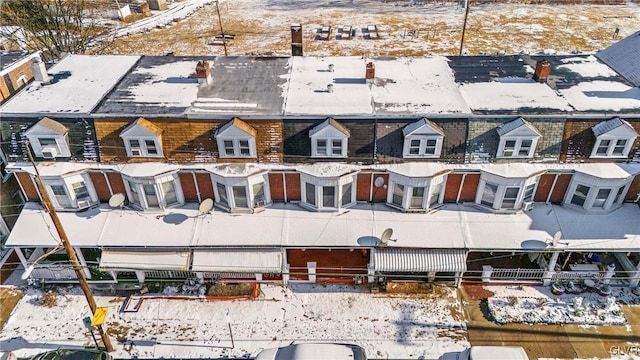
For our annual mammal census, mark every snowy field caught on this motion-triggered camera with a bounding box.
[109,0,640,57]
[0,283,468,359]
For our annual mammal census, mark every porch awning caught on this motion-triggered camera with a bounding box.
[373,248,467,272]
[192,248,283,273]
[99,250,190,271]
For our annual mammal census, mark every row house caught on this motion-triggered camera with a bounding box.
[1,31,640,287]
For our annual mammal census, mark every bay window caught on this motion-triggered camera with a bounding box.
[124,174,183,211]
[564,171,630,213]
[385,169,447,212]
[211,170,270,213]
[300,170,356,211]
[43,173,97,211]
[475,168,541,212]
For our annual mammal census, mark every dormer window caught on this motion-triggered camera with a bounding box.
[402,118,444,158]
[43,173,98,211]
[24,117,71,159]
[309,118,349,158]
[216,118,257,158]
[120,118,163,158]
[496,117,541,158]
[590,118,638,158]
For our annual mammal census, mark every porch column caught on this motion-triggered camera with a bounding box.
[282,264,290,287]
[481,265,492,282]
[543,252,560,286]
[14,248,28,268]
[367,264,375,284]
[603,263,615,285]
[195,272,204,284]
[307,262,317,283]
[255,273,263,282]
[73,247,91,279]
[455,271,463,288]
[135,270,145,283]
[630,261,640,288]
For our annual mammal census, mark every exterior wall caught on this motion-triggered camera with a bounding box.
[95,117,283,163]
[286,249,369,280]
[106,172,126,195]
[284,173,301,201]
[268,173,285,201]
[283,119,374,163]
[195,172,214,200]
[548,174,572,204]
[457,173,480,202]
[561,118,640,163]
[89,172,112,201]
[626,174,640,202]
[15,171,38,201]
[375,118,467,163]
[178,172,198,201]
[0,117,99,162]
[444,173,463,202]
[466,116,566,163]
[0,58,34,104]
[356,172,388,202]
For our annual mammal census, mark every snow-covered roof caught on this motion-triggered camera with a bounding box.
[557,80,640,112]
[24,117,68,136]
[496,117,541,137]
[595,30,640,87]
[458,80,572,112]
[480,163,546,179]
[6,202,640,252]
[0,55,140,116]
[402,118,445,137]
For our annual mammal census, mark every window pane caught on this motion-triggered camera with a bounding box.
[481,183,498,207]
[502,187,520,209]
[429,182,443,207]
[409,139,420,155]
[239,140,251,156]
[223,140,234,156]
[523,183,536,202]
[316,140,327,155]
[233,186,248,208]
[596,139,610,155]
[217,183,228,207]
[425,139,437,155]
[128,181,140,205]
[145,140,158,155]
[39,138,57,146]
[50,185,67,196]
[593,188,611,208]
[323,186,335,207]
[50,185,71,208]
[410,187,424,208]
[570,184,590,207]
[503,140,516,156]
[253,182,266,206]
[162,181,178,205]
[519,139,533,156]
[129,139,140,148]
[613,139,627,155]
[72,182,89,198]
[305,182,316,206]
[143,184,159,207]
[613,186,625,204]
[341,183,352,206]
[392,183,404,206]
[332,139,342,155]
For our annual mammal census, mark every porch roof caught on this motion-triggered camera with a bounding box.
[6,202,640,252]
[191,248,283,273]
[99,249,190,271]
[372,248,467,272]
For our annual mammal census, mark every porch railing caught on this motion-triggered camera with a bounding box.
[490,268,546,280]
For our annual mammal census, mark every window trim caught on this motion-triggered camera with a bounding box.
[563,173,630,213]
[300,173,356,211]
[26,134,71,159]
[311,137,347,158]
[385,173,446,212]
[590,136,635,158]
[43,174,97,211]
[211,172,271,212]
[402,135,444,158]
[497,137,539,158]
[122,136,163,158]
[475,172,539,212]
[123,174,183,211]
[217,137,257,158]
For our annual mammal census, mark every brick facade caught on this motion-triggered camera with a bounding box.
[89,172,112,201]
[284,173,301,201]
[0,59,33,104]
[561,118,640,163]
[268,173,285,201]
[15,172,38,201]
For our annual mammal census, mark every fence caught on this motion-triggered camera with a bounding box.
[490,268,546,281]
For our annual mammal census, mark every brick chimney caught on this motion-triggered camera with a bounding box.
[365,62,375,82]
[291,23,303,56]
[195,60,212,85]
[532,59,551,83]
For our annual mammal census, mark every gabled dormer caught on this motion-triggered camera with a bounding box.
[496,117,541,158]
[24,117,71,159]
[215,117,257,158]
[590,117,638,158]
[309,118,350,158]
[119,118,163,158]
[402,118,445,158]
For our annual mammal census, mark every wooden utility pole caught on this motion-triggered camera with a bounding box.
[459,0,471,56]
[215,0,228,56]
[26,144,114,352]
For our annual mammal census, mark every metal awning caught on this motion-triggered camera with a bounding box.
[373,248,467,272]
[192,248,283,273]
[99,249,190,271]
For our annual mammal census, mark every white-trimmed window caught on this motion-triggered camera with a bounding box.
[564,172,630,213]
[590,118,638,158]
[124,174,183,210]
[120,118,164,158]
[496,118,541,159]
[17,74,28,87]
[43,173,97,211]
[212,171,270,212]
[300,172,356,211]
[309,118,349,158]
[475,170,540,211]
[216,118,257,158]
[386,172,446,212]
[402,118,445,158]
[24,117,71,159]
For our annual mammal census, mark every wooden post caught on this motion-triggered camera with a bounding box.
[459,0,470,56]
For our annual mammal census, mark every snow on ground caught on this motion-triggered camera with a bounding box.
[486,285,640,326]
[0,283,468,359]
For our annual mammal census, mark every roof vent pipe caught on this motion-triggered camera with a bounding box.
[327,83,334,93]
[31,57,51,85]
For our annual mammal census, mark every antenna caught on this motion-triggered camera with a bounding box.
[108,193,125,208]
[199,198,214,214]
[379,228,397,246]
[374,177,385,188]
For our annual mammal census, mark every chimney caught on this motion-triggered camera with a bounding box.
[195,60,212,85]
[365,62,375,82]
[31,57,51,84]
[291,23,303,56]
[532,59,551,83]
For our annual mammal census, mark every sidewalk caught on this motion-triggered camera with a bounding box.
[460,284,640,360]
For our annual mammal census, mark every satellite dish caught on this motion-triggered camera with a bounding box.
[552,231,562,247]
[380,228,397,246]
[21,265,34,280]
[108,193,125,208]
[374,177,385,188]
[199,198,214,214]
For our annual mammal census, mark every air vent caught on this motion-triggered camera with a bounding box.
[130,148,142,157]
[41,146,58,159]
[77,197,92,209]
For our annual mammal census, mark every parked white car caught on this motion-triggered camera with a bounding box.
[255,343,367,360]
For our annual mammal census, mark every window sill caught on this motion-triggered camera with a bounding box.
[472,203,521,215]
[218,155,257,159]
[562,202,624,215]
[402,154,441,159]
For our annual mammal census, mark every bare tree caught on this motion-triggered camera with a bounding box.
[0,0,115,61]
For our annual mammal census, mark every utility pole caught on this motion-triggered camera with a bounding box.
[215,0,228,56]
[26,143,114,352]
[459,0,471,56]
